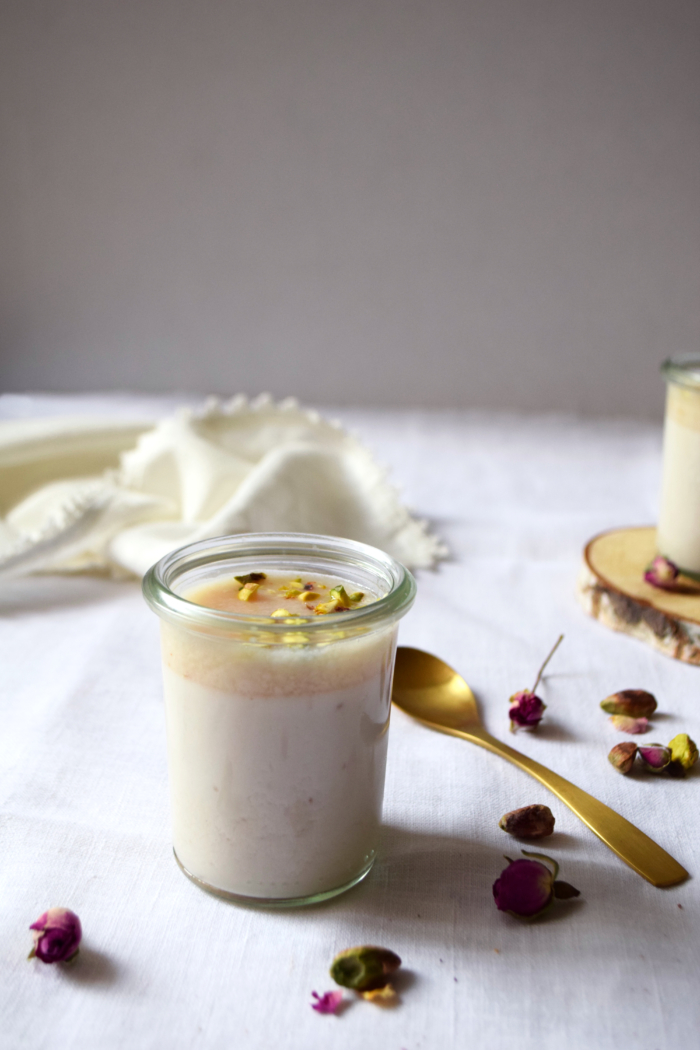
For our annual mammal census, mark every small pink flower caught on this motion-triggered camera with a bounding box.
[311,990,344,1014]
[644,556,679,591]
[29,908,82,963]
[609,715,650,735]
[509,691,546,731]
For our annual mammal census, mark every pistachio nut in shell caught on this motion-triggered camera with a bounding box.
[608,742,638,775]
[499,804,555,839]
[638,744,671,773]
[330,946,401,991]
[600,690,657,718]
[666,733,698,777]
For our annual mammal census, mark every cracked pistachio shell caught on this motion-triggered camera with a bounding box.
[609,715,649,734]
[499,804,555,839]
[600,690,657,718]
[608,741,638,774]
[330,946,401,991]
[638,744,671,773]
[667,733,698,776]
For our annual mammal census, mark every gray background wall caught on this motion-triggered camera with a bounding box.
[1,0,698,416]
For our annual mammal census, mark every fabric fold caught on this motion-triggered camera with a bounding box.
[0,396,446,577]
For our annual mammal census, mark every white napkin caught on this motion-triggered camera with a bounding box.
[0,395,446,577]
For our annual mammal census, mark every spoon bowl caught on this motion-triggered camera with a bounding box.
[392,646,481,730]
[391,646,688,888]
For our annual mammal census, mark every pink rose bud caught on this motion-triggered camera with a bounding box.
[29,908,82,964]
[509,691,546,731]
[492,851,579,921]
[638,744,671,774]
[644,556,679,591]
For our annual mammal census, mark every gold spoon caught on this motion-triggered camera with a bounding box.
[391,646,689,888]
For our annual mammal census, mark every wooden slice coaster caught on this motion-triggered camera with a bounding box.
[577,526,700,666]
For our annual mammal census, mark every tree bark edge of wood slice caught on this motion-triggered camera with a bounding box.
[576,525,700,666]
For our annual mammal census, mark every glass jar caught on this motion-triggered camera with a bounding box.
[657,355,700,577]
[143,532,416,906]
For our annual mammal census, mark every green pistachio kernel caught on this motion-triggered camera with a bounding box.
[234,572,267,585]
[328,586,364,610]
[330,946,402,992]
[667,733,699,776]
[237,583,260,601]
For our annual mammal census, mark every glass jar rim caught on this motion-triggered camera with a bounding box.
[142,531,416,637]
[661,354,700,391]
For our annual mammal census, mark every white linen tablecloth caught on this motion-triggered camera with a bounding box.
[1,395,698,1050]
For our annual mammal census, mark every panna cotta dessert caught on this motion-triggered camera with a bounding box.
[658,356,700,576]
[143,533,416,905]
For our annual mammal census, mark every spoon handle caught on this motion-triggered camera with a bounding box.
[454,726,688,887]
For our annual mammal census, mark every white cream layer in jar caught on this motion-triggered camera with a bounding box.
[658,383,700,574]
[160,577,396,901]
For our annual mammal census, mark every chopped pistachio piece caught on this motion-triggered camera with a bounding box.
[238,582,260,601]
[361,984,397,1003]
[298,590,320,602]
[234,572,267,585]
[315,598,341,615]
[271,608,293,618]
[328,586,364,610]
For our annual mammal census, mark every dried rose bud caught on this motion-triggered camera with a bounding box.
[644,556,679,590]
[492,851,579,921]
[330,946,401,992]
[499,804,555,839]
[509,691,546,731]
[600,690,657,718]
[638,744,671,773]
[29,908,82,964]
[666,733,699,777]
[311,990,344,1014]
[608,741,638,774]
[609,715,650,735]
